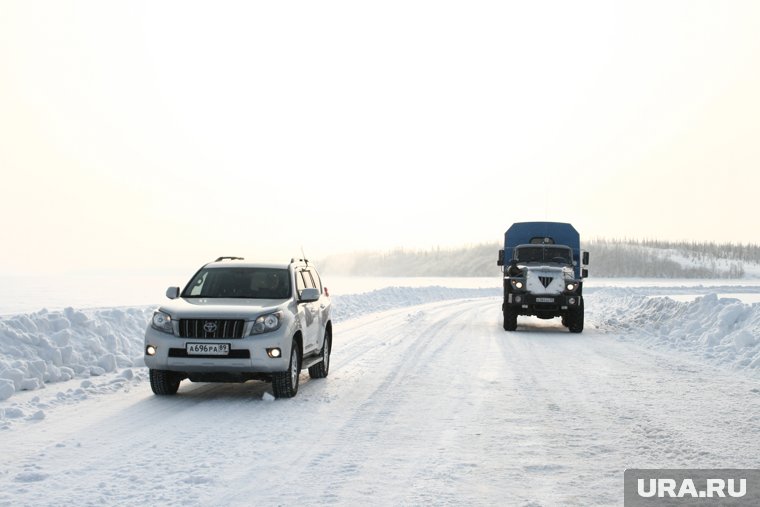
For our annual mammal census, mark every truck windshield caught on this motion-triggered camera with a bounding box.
[182,267,291,299]
[514,246,573,265]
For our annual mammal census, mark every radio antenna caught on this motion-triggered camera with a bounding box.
[300,246,309,265]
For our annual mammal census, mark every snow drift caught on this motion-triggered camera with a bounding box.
[0,286,498,401]
[2,284,759,404]
[589,289,760,372]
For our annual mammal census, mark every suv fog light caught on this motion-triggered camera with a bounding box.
[267,348,281,358]
[146,345,157,356]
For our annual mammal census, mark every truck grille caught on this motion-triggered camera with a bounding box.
[179,319,245,339]
[539,276,554,288]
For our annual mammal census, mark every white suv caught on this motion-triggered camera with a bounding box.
[144,257,332,398]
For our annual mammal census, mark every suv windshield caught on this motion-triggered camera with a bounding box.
[514,246,573,265]
[182,267,291,299]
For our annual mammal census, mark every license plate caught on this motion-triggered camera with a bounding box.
[536,297,554,303]
[186,343,230,356]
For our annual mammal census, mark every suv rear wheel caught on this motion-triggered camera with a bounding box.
[272,340,301,398]
[308,329,331,379]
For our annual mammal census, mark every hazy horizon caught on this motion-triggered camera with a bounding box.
[3,1,760,275]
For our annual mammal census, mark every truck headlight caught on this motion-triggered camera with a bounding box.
[151,311,174,334]
[566,283,576,291]
[511,279,526,290]
[251,311,283,335]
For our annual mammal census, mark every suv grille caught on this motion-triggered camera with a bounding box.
[179,319,245,339]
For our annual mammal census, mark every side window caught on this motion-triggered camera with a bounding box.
[295,270,307,297]
[296,268,322,297]
[308,269,322,293]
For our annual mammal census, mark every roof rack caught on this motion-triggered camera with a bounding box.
[215,256,245,262]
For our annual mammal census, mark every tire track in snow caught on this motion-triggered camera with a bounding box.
[3,296,760,507]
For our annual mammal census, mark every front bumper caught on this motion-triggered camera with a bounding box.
[143,325,291,373]
[504,292,582,309]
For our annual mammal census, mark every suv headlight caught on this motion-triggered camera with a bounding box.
[251,311,283,335]
[151,310,174,334]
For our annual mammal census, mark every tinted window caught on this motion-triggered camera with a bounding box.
[182,267,291,299]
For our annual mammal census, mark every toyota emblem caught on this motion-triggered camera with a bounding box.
[204,321,217,333]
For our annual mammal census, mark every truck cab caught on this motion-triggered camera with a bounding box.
[497,222,589,333]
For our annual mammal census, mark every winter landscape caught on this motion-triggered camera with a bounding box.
[2,249,760,505]
[4,1,760,505]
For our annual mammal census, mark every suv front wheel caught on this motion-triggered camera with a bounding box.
[149,369,182,395]
[272,339,301,398]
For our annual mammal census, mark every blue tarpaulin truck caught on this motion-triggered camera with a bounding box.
[497,222,589,333]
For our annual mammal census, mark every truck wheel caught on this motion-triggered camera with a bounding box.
[309,329,331,379]
[503,307,518,331]
[149,369,182,395]
[568,301,584,333]
[272,339,301,398]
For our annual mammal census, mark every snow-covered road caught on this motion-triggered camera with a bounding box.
[2,296,760,506]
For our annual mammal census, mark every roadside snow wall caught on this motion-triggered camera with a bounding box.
[3,286,757,403]
[0,287,499,401]
[589,290,760,373]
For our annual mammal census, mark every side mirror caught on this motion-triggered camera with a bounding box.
[299,287,320,303]
[497,249,505,266]
[581,268,589,278]
[582,251,589,265]
[166,286,180,299]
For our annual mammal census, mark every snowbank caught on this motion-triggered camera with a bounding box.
[3,284,758,404]
[588,289,760,373]
[0,287,498,401]
[0,307,154,401]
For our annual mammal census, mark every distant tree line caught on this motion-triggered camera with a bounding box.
[585,239,747,278]
[319,239,759,278]
[319,244,501,277]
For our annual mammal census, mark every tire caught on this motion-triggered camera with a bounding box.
[149,369,182,395]
[272,339,301,398]
[308,329,331,379]
[568,300,584,333]
[503,306,518,331]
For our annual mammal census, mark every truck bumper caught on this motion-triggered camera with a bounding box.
[504,293,582,314]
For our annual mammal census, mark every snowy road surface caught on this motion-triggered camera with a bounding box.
[2,296,760,506]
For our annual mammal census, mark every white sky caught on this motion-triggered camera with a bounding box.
[2,1,760,275]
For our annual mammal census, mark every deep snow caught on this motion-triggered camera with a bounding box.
[1,280,760,506]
